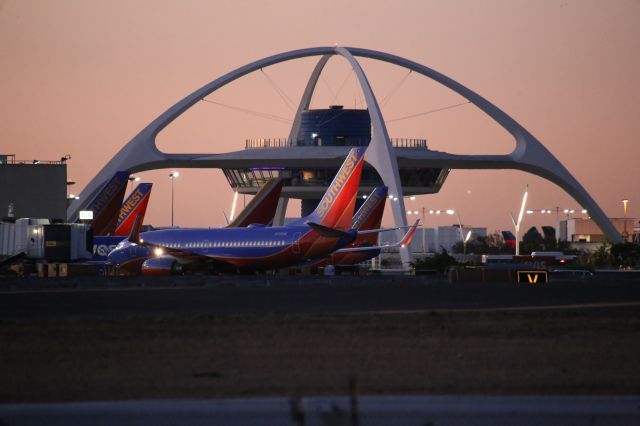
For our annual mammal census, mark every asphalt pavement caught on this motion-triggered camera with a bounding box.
[2,275,640,320]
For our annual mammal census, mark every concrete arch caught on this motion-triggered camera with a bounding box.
[68,46,621,243]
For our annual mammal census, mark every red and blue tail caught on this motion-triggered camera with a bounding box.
[352,186,388,231]
[303,147,366,230]
[114,183,153,236]
[85,171,129,236]
[228,178,285,228]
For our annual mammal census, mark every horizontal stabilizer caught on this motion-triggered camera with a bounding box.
[307,221,351,239]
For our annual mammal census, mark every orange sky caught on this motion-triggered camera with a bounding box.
[1,0,639,233]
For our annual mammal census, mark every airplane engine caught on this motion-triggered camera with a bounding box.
[141,256,182,276]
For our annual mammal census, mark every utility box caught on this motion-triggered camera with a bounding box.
[44,225,71,261]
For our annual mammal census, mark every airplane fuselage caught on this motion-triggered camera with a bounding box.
[110,225,356,271]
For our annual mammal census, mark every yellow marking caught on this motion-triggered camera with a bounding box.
[316,151,358,217]
[118,189,144,222]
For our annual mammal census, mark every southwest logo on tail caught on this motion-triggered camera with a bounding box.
[84,171,129,236]
[303,148,365,230]
[114,183,153,236]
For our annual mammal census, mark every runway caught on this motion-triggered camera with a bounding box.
[2,275,640,320]
[1,395,638,425]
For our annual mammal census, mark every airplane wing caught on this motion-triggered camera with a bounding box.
[334,220,419,253]
[357,223,419,235]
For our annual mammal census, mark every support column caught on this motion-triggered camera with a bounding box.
[273,197,289,226]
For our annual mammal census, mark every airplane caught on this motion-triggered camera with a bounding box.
[91,182,153,260]
[106,177,286,273]
[108,147,371,275]
[303,185,389,268]
[81,170,130,236]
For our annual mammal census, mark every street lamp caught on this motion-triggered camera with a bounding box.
[526,207,588,242]
[510,185,529,256]
[169,171,180,227]
[622,199,629,241]
[128,176,140,193]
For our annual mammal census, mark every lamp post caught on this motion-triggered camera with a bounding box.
[510,185,529,256]
[128,176,140,193]
[526,207,587,242]
[622,199,629,242]
[169,171,179,227]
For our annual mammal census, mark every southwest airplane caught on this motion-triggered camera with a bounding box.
[305,185,389,268]
[91,181,153,260]
[107,177,287,273]
[109,148,371,274]
[82,171,130,236]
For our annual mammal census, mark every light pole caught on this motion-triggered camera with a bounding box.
[169,171,179,227]
[128,176,140,193]
[622,199,629,242]
[510,185,529,256]
[426,208,458,253]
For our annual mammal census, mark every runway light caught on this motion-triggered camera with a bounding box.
[581,209,588,214]
[362,195,367,199]
[563,209,570,214]
[428,210,434,214]
[409,196,416,201]
[388,195,394,199]
[407,211,413,215]
[414,210,419,215]
[436,210,441,215]
[526,210,534,214]
[445,209,455,215]
[154,247,164,257]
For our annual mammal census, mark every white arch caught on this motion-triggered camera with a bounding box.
[68,46,621,243]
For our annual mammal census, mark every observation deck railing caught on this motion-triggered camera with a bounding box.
[0,154,66,165]
[245,138,428,149]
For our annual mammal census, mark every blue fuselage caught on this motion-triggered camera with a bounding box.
[107,225,357,271]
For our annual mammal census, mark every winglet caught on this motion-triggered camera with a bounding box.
[127,212,143,243]
[399,219,420,248]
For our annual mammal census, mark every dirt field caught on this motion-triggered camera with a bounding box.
[1,307,639,402]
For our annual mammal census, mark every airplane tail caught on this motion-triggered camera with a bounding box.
[352,186,388,230]
[127,212,143,243]
[303,147,366,230]
[84,171,129,236]
[228,178,285,228]
[114,183,153,236]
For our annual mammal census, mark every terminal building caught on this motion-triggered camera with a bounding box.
[226,105,447,217]
[560,218,639,243]
[0,154,67,220]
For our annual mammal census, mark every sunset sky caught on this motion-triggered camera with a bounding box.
[1,0,638,233]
